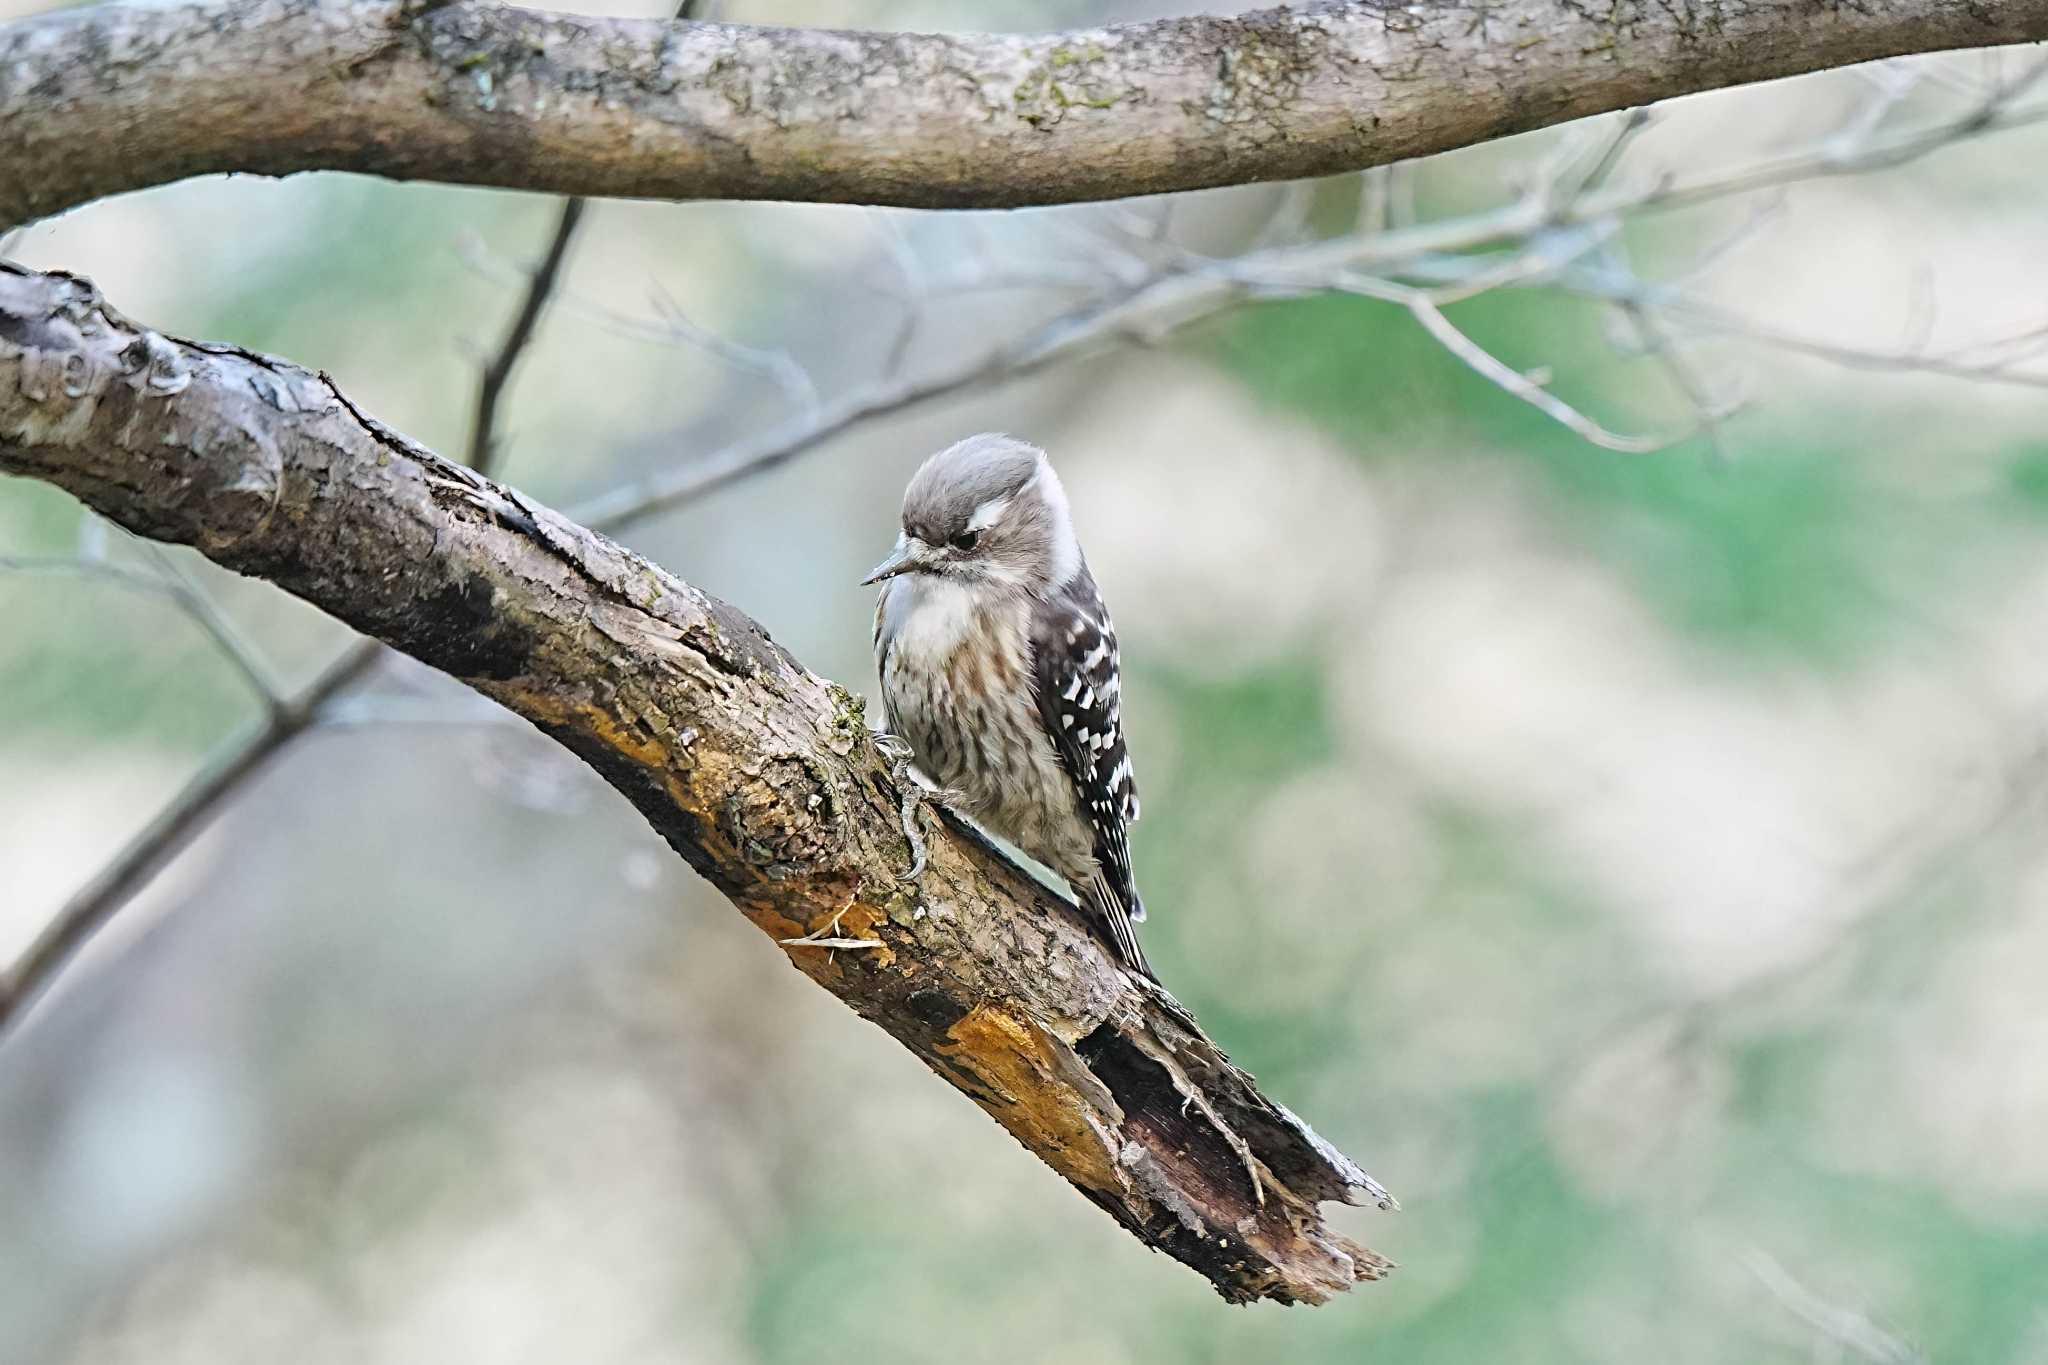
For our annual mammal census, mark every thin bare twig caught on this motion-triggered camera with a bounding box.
[1589,56,2048,221]
[570,279,1185,531]
[647,282,818,413]
[1663,296,2048,388]
[455,234,821,408]
[0,551,283,708]
[1615,296,1741,462]
[1406,295,1682,453]
[0,554,163,588]
[779,897,885,955]
[1745,1250,1927,1365]
[140,542,287,712]
[468,196,586,472]
[0,641,381,1033]
[1560,107,1654,207]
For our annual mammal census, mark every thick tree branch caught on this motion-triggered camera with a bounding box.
[0,262,1394,1305]
[6,0,2048,227]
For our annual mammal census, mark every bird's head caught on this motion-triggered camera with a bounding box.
[862,433,1081,595]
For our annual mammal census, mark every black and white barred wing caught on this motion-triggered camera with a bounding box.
[1030,569,1150,972]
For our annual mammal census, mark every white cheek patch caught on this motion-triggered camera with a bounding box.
[978,561,1031,591]
[966,493,1013,533]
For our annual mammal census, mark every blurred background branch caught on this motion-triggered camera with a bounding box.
[575,59,2048,532]
[0,639,383,1034]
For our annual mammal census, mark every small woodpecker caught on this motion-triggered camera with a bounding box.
[865,433,1152,979]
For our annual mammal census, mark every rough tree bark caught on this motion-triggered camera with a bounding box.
[6,0,2048,227]
[0,261,1395,1305]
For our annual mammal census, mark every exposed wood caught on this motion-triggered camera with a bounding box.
[6,0,2048,226]
[0,261,1395,1304]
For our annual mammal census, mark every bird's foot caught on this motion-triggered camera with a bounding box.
[875,731,938,883]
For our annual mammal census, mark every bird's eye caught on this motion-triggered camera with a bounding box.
[950,530,980,552]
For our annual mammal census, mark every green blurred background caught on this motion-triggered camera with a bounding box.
[7,2,2048,1361]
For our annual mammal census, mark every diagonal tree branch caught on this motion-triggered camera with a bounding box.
[7,0,2048,228]
[0,261,1395,1305]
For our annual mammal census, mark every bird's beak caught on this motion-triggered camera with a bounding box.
[861,539,927,586]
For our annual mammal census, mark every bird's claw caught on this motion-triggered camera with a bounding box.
[897,784,930,883]
[875,730,931,883]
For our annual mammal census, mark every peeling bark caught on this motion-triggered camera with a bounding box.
[0,262,1394,1305]
[6,0,2048,226]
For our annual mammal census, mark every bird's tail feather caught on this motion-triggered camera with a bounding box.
[1084,873,1155,982]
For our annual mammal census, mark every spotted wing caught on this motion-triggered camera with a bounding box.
[1031,567,1149,976]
